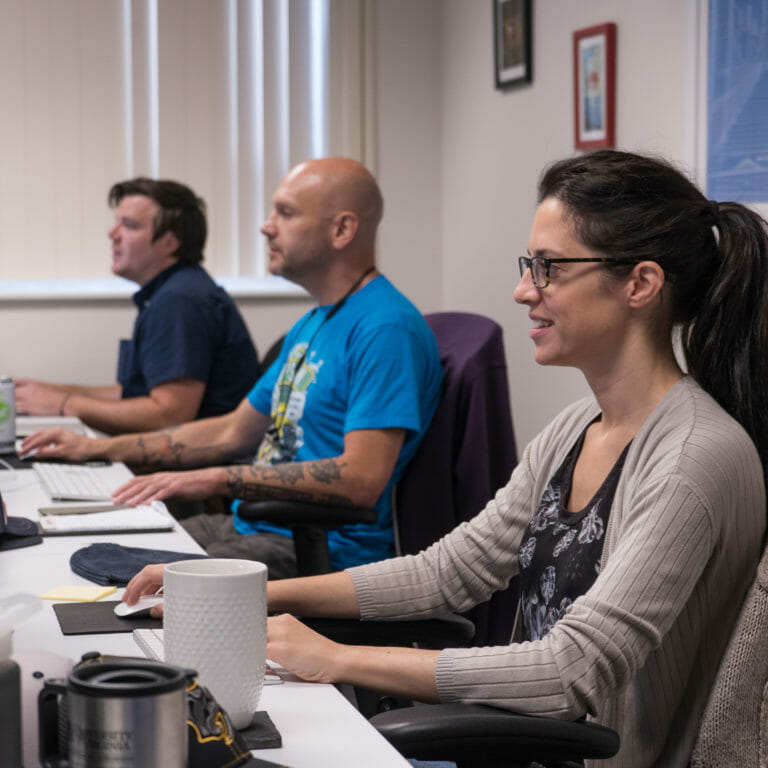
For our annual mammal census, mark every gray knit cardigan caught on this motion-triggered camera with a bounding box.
[349,377,766,767]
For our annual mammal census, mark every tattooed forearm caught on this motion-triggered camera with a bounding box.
[224,459,354,506]
[135,427,231,469]
[307,459,343,484]
[250,462,306,485]
[237,482,354,507]
[137,427,187,467]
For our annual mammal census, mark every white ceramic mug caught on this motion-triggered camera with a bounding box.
[163,559,267,729]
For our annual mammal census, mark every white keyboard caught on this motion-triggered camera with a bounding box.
[133,628,284,684]
[33,462,132,501]
[133,627,165,660]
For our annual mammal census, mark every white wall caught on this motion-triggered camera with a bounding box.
[3,0,702,452]
[374,0,700,450]
[374,0,444,314]
[2,296,311,384]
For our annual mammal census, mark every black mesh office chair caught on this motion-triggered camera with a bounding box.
[368,521,768,767]
[371,704,619,767]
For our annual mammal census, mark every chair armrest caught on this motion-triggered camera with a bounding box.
[236,500,378,576]
[301,613,475,649]
[237,500,377,527]
[371,703,620,767]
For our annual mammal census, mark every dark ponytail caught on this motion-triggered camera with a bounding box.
[538,150,768,474]
[682,202,768,471]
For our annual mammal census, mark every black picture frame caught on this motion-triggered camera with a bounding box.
[493,0,532,89]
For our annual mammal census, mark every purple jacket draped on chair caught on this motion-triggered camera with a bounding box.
[394,312,518,647]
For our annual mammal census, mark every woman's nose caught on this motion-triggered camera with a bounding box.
[513,268,538,305]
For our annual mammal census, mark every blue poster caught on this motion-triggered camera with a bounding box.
[707,0,768,201]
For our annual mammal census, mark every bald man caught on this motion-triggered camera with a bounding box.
[22,158,443,579]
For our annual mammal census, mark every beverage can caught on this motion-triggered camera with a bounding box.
[0,377,15,452]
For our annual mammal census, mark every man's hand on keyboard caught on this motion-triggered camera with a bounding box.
[111,467,226,507]
[20,428,99,462]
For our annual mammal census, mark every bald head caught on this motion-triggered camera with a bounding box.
[261,158,384,299]
[286,157,383,242]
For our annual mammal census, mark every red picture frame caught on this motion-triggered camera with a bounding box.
[572,23,616,150]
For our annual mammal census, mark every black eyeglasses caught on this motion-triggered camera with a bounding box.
[518,255,642,288]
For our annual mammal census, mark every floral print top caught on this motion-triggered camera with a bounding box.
[519,421,631,642]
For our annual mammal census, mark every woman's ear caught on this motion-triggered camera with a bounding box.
[626,261,666,309]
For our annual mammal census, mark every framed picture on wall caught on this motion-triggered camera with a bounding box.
[493,0,532,88]
[572,23,616,149]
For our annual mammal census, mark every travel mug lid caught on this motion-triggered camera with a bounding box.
[69,658,192,697]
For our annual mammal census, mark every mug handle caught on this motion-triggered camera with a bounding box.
[38,679,69,768]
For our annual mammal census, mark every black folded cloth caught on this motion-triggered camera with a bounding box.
[70,542,209,585]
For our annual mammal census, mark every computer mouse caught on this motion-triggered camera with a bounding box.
[114,595,164,618]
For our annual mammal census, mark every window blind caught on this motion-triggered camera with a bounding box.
[0,0,375,288]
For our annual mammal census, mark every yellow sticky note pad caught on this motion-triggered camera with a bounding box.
[40,585,117,602]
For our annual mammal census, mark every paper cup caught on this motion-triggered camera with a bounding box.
[163,559,267,729]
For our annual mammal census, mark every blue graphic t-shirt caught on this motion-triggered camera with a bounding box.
[233,275,443,571]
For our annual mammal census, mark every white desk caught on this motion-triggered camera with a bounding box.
[1,419,410,768]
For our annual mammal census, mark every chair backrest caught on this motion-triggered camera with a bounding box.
[260,334,285,374]
[394,311,518,646]
[689,537,768,765]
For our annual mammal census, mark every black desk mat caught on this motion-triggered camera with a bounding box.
[53,599,162,634]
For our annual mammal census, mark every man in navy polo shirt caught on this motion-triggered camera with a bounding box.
[16,179,259,434]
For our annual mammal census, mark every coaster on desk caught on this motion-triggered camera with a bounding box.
[53,600,162,635]
[239,710,283,749]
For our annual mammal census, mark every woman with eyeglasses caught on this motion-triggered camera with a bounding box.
[128,150,768,767]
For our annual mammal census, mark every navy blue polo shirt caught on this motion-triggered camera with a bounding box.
[117,262,259,418]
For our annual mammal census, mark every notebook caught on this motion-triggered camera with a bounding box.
[38,501,175,536]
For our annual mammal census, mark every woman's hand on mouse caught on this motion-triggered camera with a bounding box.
[123,564,166,616]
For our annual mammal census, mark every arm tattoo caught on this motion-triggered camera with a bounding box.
[224,459,354,506]
[137,427,187,468]
[307,459,343,484]
[136,427,230,468]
